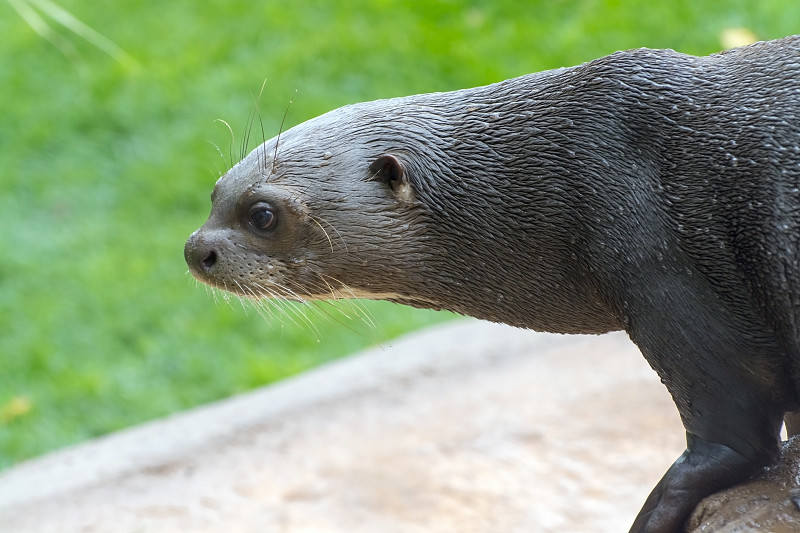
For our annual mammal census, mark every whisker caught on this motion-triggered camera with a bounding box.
[243,78,268,164]
[271,90,296,178]
[309,213,348,253]
[251,281,321,338]
[281,274,370,334]
[249,283,303,329]
[254,78,269,174]
[233,280,253,315]
[309,215,335,254]
[214,118,236,168]
[246,285,279,324]
[318,273,378,328]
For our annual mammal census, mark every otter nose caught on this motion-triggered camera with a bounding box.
[200,250,217,269]
[184,231,218,276]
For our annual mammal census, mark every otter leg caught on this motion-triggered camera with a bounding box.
[628,433,769,533]
[624,318,784,530]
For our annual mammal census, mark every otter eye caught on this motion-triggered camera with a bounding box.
[248,205,277,231]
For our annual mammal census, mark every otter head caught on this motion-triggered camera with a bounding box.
[184,103,435,307]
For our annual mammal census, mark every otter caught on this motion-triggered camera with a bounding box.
[185,36,800,532]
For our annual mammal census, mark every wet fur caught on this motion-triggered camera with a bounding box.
[186,36,800,532]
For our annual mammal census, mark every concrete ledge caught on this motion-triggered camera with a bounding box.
[0,320,684,532]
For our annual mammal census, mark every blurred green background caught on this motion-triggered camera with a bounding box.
[1,0,798,470]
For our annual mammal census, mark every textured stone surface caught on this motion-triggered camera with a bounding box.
[687,437,800,533]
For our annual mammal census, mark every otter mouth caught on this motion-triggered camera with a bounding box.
[193,274,318,304]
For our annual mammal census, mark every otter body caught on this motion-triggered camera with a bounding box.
[186,36,800,532]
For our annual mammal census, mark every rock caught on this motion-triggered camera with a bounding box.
[687,437,800,532]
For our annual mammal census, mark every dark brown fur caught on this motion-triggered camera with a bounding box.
[186,36,800,532]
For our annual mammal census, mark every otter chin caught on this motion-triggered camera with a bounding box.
[186,36,800,533]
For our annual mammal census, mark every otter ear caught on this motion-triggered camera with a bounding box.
[368,154,415,203]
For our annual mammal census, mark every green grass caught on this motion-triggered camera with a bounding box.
[1,0,798,469]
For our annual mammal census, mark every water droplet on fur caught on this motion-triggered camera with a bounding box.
[323,151,332,160]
